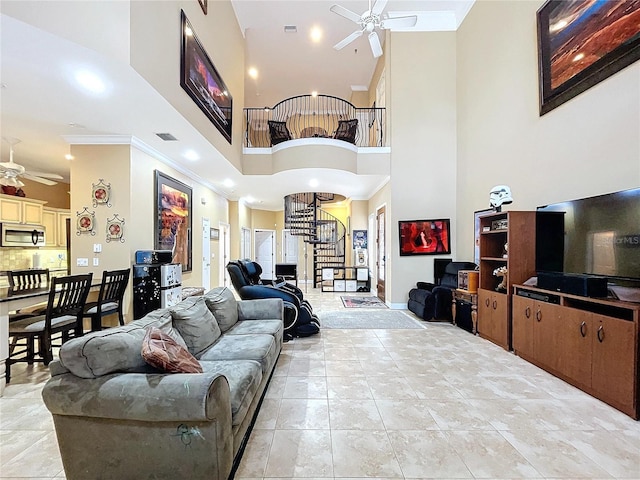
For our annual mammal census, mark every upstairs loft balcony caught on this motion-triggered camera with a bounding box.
[244,94,386,149]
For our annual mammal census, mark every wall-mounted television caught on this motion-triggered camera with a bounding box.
[399,219,451,256]
[536,187,640,285]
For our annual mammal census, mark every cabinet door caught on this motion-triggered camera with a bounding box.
[512,295,534,358]
[42,209,57,246]
[591,314,636,412]
[532,301,563,373]
[558,309,592,389]
[0,197,22,222]
[492,293,509,348]
[477,289,493,338]
[22,201,43,224]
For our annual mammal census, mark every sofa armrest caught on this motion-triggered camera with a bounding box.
[237,298,284,321]
[42,371,231,423]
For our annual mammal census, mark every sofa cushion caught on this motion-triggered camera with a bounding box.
[141,327,203,374]
[198,334,277,375]
[226,319,283,340]
[200,360,263,426]
[204,287,238,332]
[59,317,159,379]
[170,297,221,356]
[142,308,188,350]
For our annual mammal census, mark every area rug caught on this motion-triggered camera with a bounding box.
[341,296,387,308]
[319,310,425,329]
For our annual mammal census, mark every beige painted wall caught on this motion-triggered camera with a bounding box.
[367,181,391,293]
[455,0,640,262]
[14,179,70,209]
[129,0,244,170]
[385,31,458,305]
[69,142,229,320]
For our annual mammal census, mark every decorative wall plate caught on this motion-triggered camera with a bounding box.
[92,179,112,207]
[106,214,125,243]
[76,207,96,236]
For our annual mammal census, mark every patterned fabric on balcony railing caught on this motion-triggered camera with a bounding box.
[244,94,385,148]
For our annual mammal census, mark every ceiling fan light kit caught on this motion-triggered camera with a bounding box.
[0,137,63,187]
[330,0,417,58]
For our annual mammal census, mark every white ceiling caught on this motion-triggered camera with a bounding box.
[0,0,473,211]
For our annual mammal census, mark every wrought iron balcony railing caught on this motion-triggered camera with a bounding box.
[244,94,385,148]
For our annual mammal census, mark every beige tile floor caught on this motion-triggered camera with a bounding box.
[1,288,639,479]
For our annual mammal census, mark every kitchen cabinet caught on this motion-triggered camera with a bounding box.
[0,194,46,225]
[42,207,71,247]
[512,286,639,419]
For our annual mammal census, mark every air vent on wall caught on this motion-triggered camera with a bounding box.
[284,25,297,33]
[156,133,178,141]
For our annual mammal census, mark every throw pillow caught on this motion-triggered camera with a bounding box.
[141,326,203,373]
[333,119,358,144]
[204,287,238,332]
[170,296,221,356]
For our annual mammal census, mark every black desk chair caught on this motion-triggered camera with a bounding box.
[7,273,93,382]
[82,268,130,332]
[7,268,50,319]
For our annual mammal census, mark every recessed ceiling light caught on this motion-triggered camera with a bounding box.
[184,150,199,161]
[248,67,258,79]
[223,178,234,187]
[310,26,322,43]
[309,179,319,188]
[74,70,106,94]
[65,154,74,160]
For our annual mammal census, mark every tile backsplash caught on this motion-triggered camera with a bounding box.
[0,248,68,271]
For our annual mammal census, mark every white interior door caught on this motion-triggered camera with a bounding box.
[202,218,211,290]
[255,229,275,281]
[219,222,230,286]
[282,229,298,264]
[241,227,251,259]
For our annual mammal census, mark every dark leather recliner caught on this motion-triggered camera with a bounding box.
[408,261,477,321]
[227,259,320,338]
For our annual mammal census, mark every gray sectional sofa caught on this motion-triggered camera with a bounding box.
[41,287,284,480]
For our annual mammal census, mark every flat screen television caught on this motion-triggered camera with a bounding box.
[398,219,451,256]
[536,187,640,285]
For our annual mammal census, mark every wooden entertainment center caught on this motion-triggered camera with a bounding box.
[477,208,639,419]
[512,285,638,419]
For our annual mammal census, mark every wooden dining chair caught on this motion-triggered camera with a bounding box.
[7,273,93,383]
[7,268,50,319]
[82,268,130,332]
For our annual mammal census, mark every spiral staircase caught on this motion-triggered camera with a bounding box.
[284,193,346,287]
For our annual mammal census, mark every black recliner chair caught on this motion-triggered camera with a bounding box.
[408,261,477,321]
[227,259,320,338]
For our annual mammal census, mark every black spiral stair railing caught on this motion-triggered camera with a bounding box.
[284,192,346,287]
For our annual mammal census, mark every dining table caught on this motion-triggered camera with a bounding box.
[0,285,52,395]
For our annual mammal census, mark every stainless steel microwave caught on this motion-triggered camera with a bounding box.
[0,223,46,247]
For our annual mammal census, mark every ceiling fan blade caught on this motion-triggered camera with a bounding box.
[330,4,362,24]
[381,15,418,29]
[334,29,364,50]
[371,0,388,16]
[21,172,58,186]
[24,171,64,180]
[368,31,383,58]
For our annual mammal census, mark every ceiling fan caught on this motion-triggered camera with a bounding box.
[0,137,63,187]
[330,0,417,58]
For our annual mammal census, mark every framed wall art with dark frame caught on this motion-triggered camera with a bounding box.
[180,10,232,143]
[537,0,640,115]
[154,170,192,272]
[398,219,451,256]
